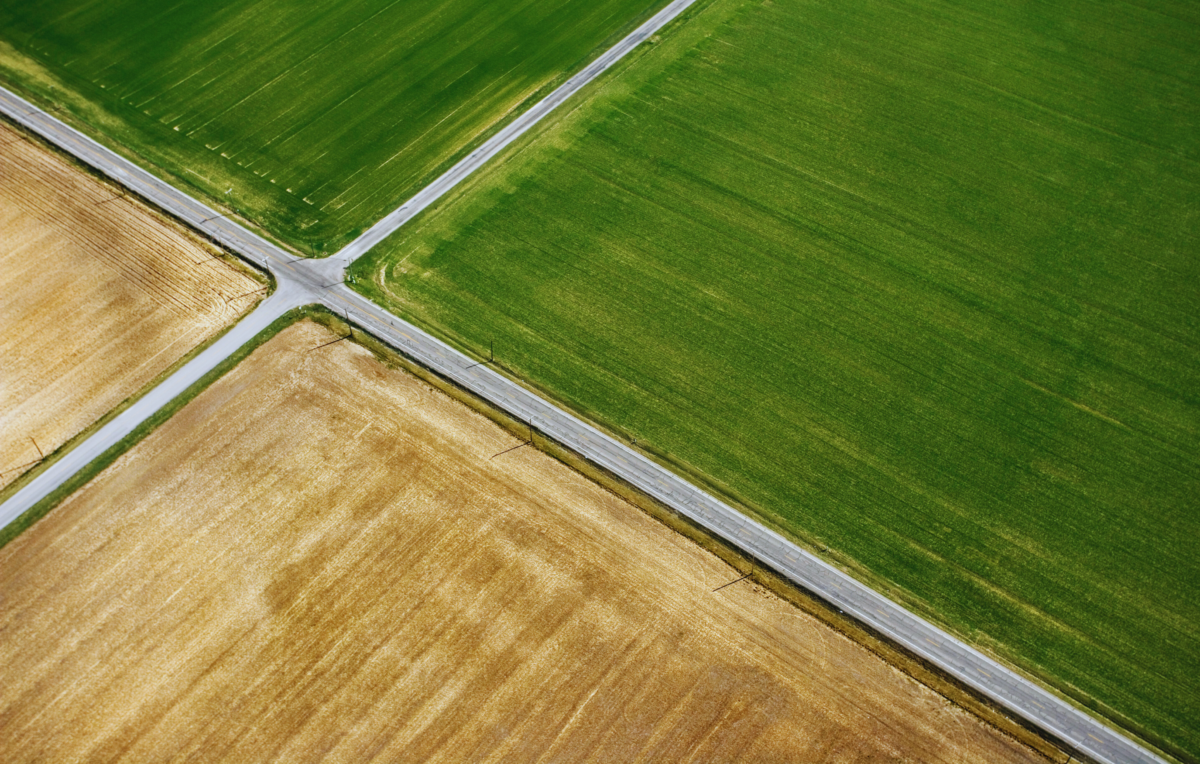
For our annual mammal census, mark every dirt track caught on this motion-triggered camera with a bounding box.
[0,321,1046,763]
[0,122,259,488]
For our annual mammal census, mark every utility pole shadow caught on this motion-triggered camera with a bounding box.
[491,420,535,459]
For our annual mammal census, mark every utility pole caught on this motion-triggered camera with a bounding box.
[491,419,535,459]
[307,315,354,353]
[224,285,267,305]
[467,340,496,369]
[94,189,124,205]
[713,567,753,592]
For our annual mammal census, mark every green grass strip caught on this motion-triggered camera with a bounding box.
[0,305,325,550]
[352,0,1200,759]
[0,0,670,252]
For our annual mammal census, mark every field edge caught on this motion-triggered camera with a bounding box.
[327,307,1074,764]
[342,0,1192,757]
[0,303,305,550]
[0,115,271,508]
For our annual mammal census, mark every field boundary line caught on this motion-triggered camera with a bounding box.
[0,20,1168,762]
[333,0,702,264]
[316,284,1166,764]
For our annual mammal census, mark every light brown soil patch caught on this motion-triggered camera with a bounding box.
[0,122,260,488]
[0,321,1046,763]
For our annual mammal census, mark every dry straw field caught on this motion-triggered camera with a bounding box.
[0,321,1045,763]
[0,122,261,489]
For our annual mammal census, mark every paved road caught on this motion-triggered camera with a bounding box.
[0,289,304,533]
[334,0,702,265]
[0,26,1168,764]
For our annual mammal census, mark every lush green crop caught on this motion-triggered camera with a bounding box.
[355,0,1200,757]
[0,0,665,251]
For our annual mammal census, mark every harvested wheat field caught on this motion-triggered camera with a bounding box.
[0,321,1046,763]
[0,121,261,488]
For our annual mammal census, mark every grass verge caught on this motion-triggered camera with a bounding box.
[351,0,1200,758]
[0,304,311,549]
[0,0,672,252]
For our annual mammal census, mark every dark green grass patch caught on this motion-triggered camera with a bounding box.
[0,0,667,252]
[354,0,1200,758]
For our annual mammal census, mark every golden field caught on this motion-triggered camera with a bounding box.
[0,121,260,488]
[0,321,1046,763]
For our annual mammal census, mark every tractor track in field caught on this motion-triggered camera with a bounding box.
[0,1,1169,760]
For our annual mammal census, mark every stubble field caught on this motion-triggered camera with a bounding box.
[0,0,667,251]
[352,0,1200,757]
[0,320,1045,763]
[0,122,260,491]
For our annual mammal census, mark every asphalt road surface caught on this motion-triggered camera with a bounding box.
[0,16,1167,764]
[334,0,704,265]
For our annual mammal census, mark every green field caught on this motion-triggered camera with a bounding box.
[353,0,1200,757]
[0,0,665,251]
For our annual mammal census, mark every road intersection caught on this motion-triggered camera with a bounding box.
[0,5,1168,761]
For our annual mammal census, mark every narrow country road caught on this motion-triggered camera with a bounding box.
[0,6,1168,762]
[334,0,703,263]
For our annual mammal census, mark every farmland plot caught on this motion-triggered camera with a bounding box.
[353,0,1200,757]
[0,0,668,251]
[0,320,1045,763]
[0,122,260,492]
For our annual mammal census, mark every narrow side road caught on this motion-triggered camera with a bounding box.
[0,288,302,533]
[0,14,1168,762]
[333,0,703,265]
